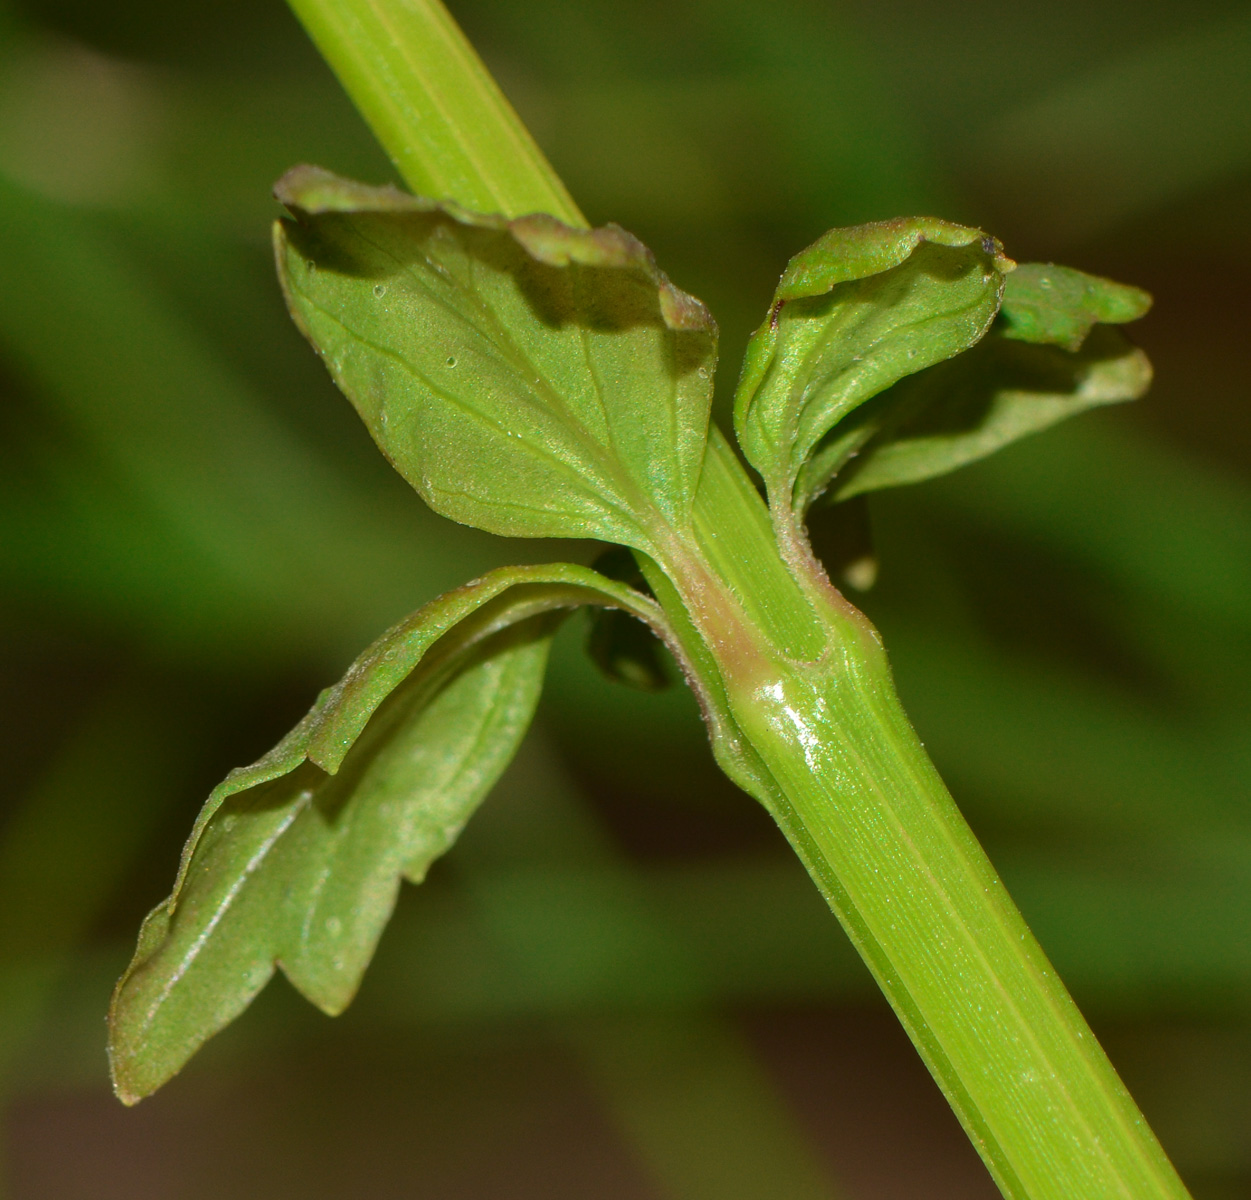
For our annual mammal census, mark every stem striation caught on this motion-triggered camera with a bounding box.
[284,2,1192,1196]
[661,441,1184,1198]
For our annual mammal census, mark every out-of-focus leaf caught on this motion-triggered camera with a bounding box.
[274,165,715,553]
[864,457,1251,838]
[587,608,670,691]
[939,418,1251,639]
[831,326,1151,500]
[698,0,940,226]
[108,562,663,1103]
[733,217,1009,517]
[824,263,1152,500]
[28,838,1251,1090]
[0,35,165,207]
[483,0,941,230]
[584,546,668,690]
[0,170,481,668]
[452,741,845,1200]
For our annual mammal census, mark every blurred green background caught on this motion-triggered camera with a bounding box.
[1,0,1249,1196]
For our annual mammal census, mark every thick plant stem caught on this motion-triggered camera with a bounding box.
[284,1,1191,1196]
[286,0,581,222]
[658,436,1187,1199]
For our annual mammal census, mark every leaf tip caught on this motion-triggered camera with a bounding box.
[980,234,1016,275]
[107,1057,148,1107]
[106,1009,159,1107]
[507,215,714,334]
[1001,263,1153,352]
[658,280,715,332]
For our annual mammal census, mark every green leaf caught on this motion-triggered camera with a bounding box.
[733,217,1012,518]
[108,562,663,1104]
[273,165,716,554]
[998,263,1151,353]
[818,263,1153,502]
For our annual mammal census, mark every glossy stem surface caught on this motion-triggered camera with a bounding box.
[662,433,1188,1199]
[284,1,1191,1196]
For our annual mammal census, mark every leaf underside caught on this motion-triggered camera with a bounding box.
[274,165,716,554]
[108,563,661,1103]
[814,264,1153,503]
[114,170,1155,1107]
[828,326,1151,501]
[732,214,1153,516]
[733,217,1012,517]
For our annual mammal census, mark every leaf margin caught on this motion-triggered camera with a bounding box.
[732,215,1015,520]
[108,561,664,1104]
[273,165,717,552]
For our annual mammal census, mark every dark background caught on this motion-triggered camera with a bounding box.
[1,1,1249,1196]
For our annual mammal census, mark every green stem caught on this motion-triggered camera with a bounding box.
[284,2,1191,1196]
[665,452,1184,1198]
[286,0,581,222]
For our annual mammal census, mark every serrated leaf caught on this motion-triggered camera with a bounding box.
[273,165,716,554]
[108,562,662,1104]
[733,217,1012,518]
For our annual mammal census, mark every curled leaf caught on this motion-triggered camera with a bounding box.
[829,326,1152,500]
[274,166,716,554]
[812,262,1153,503]
[734,216,1013,518]
[108,562,662,1103]
[999,263,1151,353]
